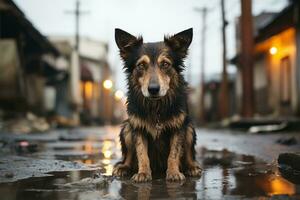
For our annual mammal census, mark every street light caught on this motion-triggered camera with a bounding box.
[269,47,278,55]
[114,90,124,100]
[103,79,113,90]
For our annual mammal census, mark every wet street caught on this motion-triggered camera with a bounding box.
[0,126,299,200]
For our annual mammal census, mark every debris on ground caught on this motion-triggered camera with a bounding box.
[278,153,300,184]
[278,153,300,171]
[1,112,50,133]
[276,137,298,146]
[201,148,234,167]
[248,122,287,133]
[48,115,79,128]
[59,176,110,190]
[15,140,39,153]
[227,117,300,132]
[4,172,14,178]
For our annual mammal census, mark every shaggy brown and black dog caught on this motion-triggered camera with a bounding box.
[112,28,202,182]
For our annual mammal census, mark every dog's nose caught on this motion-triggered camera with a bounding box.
[148,83,160,96]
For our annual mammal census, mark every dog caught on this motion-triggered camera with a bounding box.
[112,28,202,182]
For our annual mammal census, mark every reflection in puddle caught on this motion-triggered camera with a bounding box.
[266,178,295,196]
[0,128,299,200]
[101,140,114,176]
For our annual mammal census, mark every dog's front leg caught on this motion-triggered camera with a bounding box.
[131,133,152,182]
[113,122,133,177]
[166,132,185,181]
[184,125,202,177]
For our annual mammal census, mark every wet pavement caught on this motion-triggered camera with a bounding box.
[0,126,299,200]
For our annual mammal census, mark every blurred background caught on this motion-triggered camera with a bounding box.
[0,0,299,131]
[1,1,300,199]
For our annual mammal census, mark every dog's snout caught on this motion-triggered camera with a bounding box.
[148,83,160,96]
[147,73,160,96]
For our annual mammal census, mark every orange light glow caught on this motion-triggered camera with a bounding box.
[268,178,295,196]
[84,159,93,164]
[83,141,93,154]
[259,175,296,196]
[84,81,93,99]
[269,47,278,55]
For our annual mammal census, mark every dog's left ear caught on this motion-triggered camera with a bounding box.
[164,28,193,58]
[115,28,143,60]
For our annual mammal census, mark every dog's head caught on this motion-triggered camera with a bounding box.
[115,28,192,99]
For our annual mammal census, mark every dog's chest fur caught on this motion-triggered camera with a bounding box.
[128,112,186,139]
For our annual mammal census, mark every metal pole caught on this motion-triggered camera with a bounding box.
[219,0,229,119]
[295,1,300,115]
[75,0,80,51]
[0,13,2,38]
[240,0,254,117]
[201,9,207,122]
[195,7,208,123]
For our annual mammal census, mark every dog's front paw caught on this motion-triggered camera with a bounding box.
[166,170,185,182]
[112,164,131,177]
[131,172,152,182]
[185,164,202,177]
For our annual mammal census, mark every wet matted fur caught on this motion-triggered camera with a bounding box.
[112,28,202,182]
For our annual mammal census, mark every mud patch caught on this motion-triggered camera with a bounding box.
[0,155,93,183]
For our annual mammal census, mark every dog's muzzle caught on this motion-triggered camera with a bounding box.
[148,83,160,96]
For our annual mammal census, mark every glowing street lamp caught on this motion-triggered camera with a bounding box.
[269,47,278,55]
[114,90,124,100]
[103,79,113,90]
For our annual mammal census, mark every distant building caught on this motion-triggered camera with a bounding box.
[0,0,70,119]
[203,74,236,122]
[231,1,300,117]
[49,36,112,124]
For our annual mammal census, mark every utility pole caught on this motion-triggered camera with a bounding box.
[65,0,89,124]
[240,0,254,117]
[194,7,208,123]
[65,0,89,51]
[295,0,300,115]
[219,0,229,119]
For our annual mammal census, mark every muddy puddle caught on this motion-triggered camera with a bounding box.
[0,128,299,199]
[1,148,299,199]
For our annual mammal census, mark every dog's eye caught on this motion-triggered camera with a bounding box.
[161,61,170,69]
[137,63,145,71]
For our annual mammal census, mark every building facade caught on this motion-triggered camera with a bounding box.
[232,1,300,118]
[50,36,112,124]
[0,0,69,120]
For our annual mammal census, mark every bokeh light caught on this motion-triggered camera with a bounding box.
[103,79,113,90]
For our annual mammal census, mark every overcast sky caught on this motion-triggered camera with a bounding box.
[14,0,288,91]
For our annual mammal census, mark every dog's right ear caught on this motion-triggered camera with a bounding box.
[164,28,193,59]
[115,28,143,59]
